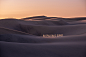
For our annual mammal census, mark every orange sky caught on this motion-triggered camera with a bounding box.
[0,0,86,19]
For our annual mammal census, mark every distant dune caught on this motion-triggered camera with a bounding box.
[0,16,86,57]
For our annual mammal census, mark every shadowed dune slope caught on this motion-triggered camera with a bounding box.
[20,24,86,36]
[0,34,86,43]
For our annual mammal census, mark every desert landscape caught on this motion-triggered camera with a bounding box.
[0,0,86,57]
[0,16,86,57]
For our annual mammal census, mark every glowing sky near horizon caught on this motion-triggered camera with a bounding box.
[0,0,86,19]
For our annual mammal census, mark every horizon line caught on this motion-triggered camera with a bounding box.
[0,15,86,19]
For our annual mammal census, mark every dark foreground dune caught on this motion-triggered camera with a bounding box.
[0,16,86,57]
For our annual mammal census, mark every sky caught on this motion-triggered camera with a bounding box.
[0,0,86,19]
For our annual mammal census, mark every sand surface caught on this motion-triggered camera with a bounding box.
[0,17,86,57]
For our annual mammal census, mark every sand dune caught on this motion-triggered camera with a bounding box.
[20,24,86,36]
[0,34,86,43]
[0,16,86,57]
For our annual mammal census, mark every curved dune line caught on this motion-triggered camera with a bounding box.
[0,26,86,37]
[0,27,34,35]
